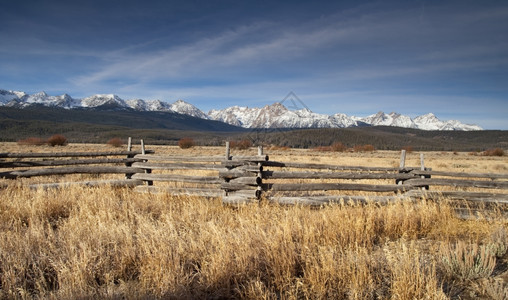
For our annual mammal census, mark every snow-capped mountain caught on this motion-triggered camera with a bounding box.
[208,103,360,128]
[413,113,482,131]
[0,90,28,105]
[208,105,482,131]
[170,100,209,119]
[80,94,127,108]
[0,89,483,131]
[125,99,172,111]
[361,112,416,128]
[0,89,206,117]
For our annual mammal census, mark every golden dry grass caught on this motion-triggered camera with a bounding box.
[1,143,508,299]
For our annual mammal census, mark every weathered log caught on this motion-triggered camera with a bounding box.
[221,161,259,168]
[269,195,411,206]
[237,165,264,172]
[264,183,408,192]
[262,161,400,172]
[228,155,269,162]
[132,162,222,170]
[406,190,508,204]
[0,158,141,168]
[0,171,17,179]
[221,182,258,191]
[226,189,261,198]
[134,154,224,162]
[131,173,222,184]
[134,186,224,197]
[410,170,508,180]
[0,150,152,158]
[405,178,508,189]
[28,179,143,190]
[222,182,407,192]
[262,171,414,180]
[228,176,262,186]
[9,166,143,178]
[219,169,258,180]
[220,155,269,166]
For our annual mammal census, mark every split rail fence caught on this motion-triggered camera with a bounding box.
[0,138,152,189]
[1,142,507,210]
[221,148,508,206]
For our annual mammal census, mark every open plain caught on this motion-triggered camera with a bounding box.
[1,142,507,299]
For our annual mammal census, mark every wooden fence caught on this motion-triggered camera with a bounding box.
[132,142,269,198]
[1,142,507,209]
[222,148,508,206]
[0,138,152,189]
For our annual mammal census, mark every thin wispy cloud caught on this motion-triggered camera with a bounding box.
[1,0,507,129]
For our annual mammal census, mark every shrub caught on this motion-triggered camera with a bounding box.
[107,138,124,148]
[402,146,414,153]
[439,241,496,282]
[17,137,46,146]
[488,226,508,258]
[230,139,252,150]
[178,137,195,149]
[331,142,347,152]
[47,134,67,146]
[353,144,375,152]
[482,148,504,157]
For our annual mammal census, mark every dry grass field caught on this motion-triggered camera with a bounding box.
[1,142,507,299]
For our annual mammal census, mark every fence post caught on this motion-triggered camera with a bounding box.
[397,149,407,185]
[257,145,264,200]
[225,141,231,160]
[140,139,152,186]
[127,137,132,152]
[420,153,429,190]
[125,137,134,179]
[399,149,406,170]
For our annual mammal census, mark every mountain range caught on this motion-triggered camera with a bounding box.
[0,89,482,131]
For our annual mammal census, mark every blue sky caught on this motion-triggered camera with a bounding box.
[1,0,507,129]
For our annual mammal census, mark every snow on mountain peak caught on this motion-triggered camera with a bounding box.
[209,105,482,131]
[0,89,25,105]
[0,89,483,131]
[169,99,209,119]
[80,94,127,108]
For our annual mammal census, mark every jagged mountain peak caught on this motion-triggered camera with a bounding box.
[0,89,26,104]
[170,99,209,119]
[80,94,127,108]
[33,91,48,97]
